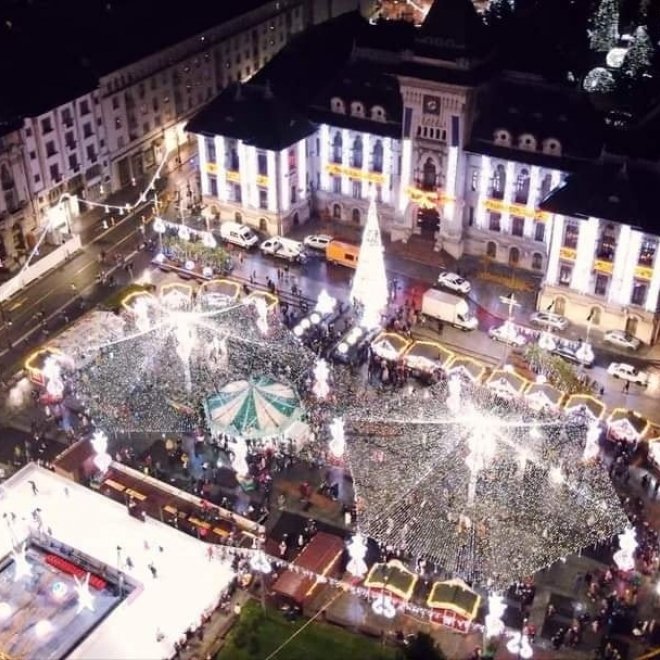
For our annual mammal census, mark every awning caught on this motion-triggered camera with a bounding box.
[371,332,410,361]
[403,340,454,371]
[564,394,606,421]
[426,578,481,622]
[524,382,564,411]
[363,559,418,601]
[446,356,486,383]
[486,369,529,398]
[607,408,649,443]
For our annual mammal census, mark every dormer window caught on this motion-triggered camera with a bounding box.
[370,105,386,122]
[493,130,511,147]
[331,97,345,114]
[350,101,365,117]
[518,134,537,151]
[542,138,562,156]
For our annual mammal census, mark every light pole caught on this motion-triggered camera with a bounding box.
[575,309,595,368]
[499,292,521,367]
[250,547,272,611]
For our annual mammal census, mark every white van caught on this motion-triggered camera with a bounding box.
[219,222,258,249]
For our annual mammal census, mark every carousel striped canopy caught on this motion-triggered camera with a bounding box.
[205,376,301,438]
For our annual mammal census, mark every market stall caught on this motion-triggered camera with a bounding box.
[402,340,453,373]
[24,347,73,387]
[270,532,344,609]
[363,559,418,603]
[371,332,410,362]
[606,408,649,445]
[486,369,529,399]
[198,279,241,310]
[646,426,660,468]
[564,394,606,422]
[159,281,194,308]
[426,578,481,633]
[245,290,279,311]
[446,356,486,383]
[204,377,302,439]
[524,382,564,412]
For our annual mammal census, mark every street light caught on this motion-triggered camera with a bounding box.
[499,292,521,367]
[575,309,595,367]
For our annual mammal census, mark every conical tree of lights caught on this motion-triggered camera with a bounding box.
[351,190,388,329]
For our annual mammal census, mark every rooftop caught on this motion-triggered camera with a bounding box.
[0,0,273,119]
[540,160,660,233]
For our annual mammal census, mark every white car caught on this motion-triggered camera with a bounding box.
[607,362,649,386]
[488,323,527,347]
[260,237,306,263]
[303,234,333,251]
[530,311,569,331]
[436,271,471,295]
[604,330,641,351]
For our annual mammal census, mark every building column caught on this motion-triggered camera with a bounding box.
[382,137,391,205]
[545,214,564,286]
[398,138,411,214]
[320,124,329,191]
[570,217,599,293]
[475,155,491,229]
[341,129,350,196]
[500,162,516,235]
[609,225,635,304]
[361,133,370,198]
[297,138,306,199]
[523,165,541,239]
[268,151,278,214]
[215,136,227,202]
[238,141,249,208]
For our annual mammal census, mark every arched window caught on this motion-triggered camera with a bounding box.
[491,164,506,199]
[554,297,566,315]
[421,158,436,191]
[515,169,530,204]
[518,134,537,151]
[493,130,511,146]
[0,164,13,190]
[350,101,365,117]
[351,208,361,224]
[625,317,638,336]
[542,138,562,156]
[259,217,268,232]
[539,173,552,200]
[372,140,384,173]
[371,105,386,121]
[486,241,497,258]
[509,246,520,266]
[234,211,242,223]
[332,132,342,164]
[589,306,601,325]
[332,203,342,219]
[351,136,363,168]
[331,97,345,113]
[532,252,543,270]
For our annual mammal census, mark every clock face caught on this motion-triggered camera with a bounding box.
[423,95,440,115]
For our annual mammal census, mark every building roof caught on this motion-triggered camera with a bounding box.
[186,83,317,150]
[540,160,660,233]
[414,0,489,59]
[0,0,273,118]
[466,75,603,168]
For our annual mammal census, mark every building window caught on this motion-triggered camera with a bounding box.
[539,173,552,200]
[351,136,363,169]
[638,238,657,267]
[372,140,383,173]
[589,306,601,325]
[352,180,362,199]
[509,246,520,265]
[594,274,609,297]
[597,223,616,261]
[86,145,96,162]
[332,203,341,219]
[554,297,566,315]
[288,147,296,171]
[631,281,648,306]
[41,117,53,134]
[68,154,78,170]
[79,100,90,115]
[115,117,122,130]
[49,164,60,181]
[563,222,579,249]
[421,158,436,191]
[258,188,268,209]
[291,186,297,204]
[352,208,361,224]
[491,164,506,199]
[488,212,501,232]
[228,183,241,203]
[29,151,36,160]
[514,169,530,204]
[486,241,497,258]
[61,109,73,126]
[470,168,478,192]
[558,264,572,286]
[332,176,341,194]
[532,252,543,270]
[227,142,239,170]
[534,222,545,242]
[45,141,56,157]
[112,97,119,110]
[257,152,268,176]
[511,216,524,237]
[208,175,218,197]
[332,133,342,164]
[83,123,93,138]
[467,206,474,226]
[204,138,216,163]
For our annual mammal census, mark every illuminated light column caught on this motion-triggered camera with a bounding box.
[475,155,491,228]
[237,141,249,208]
[216,136,227,202]
[615,229,641,306]
[198,135,209,195]
[500,162,516,234]
[320,124,330,190]
[443,145,459,221]
[545,214,564,286]
[382,138,391,204]
[524,166,541,238]
[398,138,412,214]
[297,137,307,201]
[645,243,660,312]
[341,129,350,196]
[268,151,278,213]
[608,224,633,303]
[571,217,599,293]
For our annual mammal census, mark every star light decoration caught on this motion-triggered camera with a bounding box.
[74,286,315,434]
[74,573,96,613]
[12,543,31,581]
[91,429,112,474]
[343,380,627,588]
[312,359,330,400]
[346,533,368,579]
[613,526,637,572]
[328,417,346,459]
[507,631,533,659]
[485,594,507,638]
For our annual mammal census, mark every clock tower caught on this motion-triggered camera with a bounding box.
[394,0,492,259]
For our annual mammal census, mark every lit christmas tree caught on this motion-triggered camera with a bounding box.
[486,0,515,24]
[589,0,620,52]
[622,25,654,78]
[351,189,388,329]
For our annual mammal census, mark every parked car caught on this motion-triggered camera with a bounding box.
[488,323,527,347]
[552,344,594,368]
[529,311,569,331]
[303,234,333,251]
[436,271,471,295]
[219,222,259,249]
[260,237,306,263]
[607,362,649,386]
[603,330,641,351]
